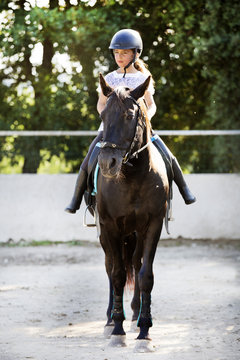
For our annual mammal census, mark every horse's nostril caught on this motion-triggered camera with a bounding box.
[110,158,116,169]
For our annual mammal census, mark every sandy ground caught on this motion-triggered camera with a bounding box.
[0,240,240,360]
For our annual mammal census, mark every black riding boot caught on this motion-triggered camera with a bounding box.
[172,157,196,204]
[65,132,103,214]
[152,135,196,205]
[65,168,88,214]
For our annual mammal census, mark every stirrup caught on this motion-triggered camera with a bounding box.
[83,205,96,227]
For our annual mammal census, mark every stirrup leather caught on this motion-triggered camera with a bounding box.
[164,185,174,235]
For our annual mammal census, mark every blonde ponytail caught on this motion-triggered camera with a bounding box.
[134,58,155,86]
[134,58,149,74]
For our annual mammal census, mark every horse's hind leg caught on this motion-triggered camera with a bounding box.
[130,270,140,332]
[106,276,113,326]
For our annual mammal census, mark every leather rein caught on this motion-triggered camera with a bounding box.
[99,97,151,164]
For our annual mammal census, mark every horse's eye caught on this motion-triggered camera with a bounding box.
[126,115,133,120]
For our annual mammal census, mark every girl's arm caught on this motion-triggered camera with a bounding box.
[97,91,107,114]
[144,90,157,120]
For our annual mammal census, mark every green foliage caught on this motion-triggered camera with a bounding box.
[192,0,240,172]
[0,0,239,173]
[194,0,240,128]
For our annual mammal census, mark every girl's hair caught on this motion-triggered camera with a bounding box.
[134,58,155,87]
[134,58,150,74]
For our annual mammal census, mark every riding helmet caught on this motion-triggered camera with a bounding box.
[109,29,143,56]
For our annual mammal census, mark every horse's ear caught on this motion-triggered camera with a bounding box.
[99,73,113,97]
[130,76,151,100]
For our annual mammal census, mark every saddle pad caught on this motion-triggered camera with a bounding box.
[91,162,99,196]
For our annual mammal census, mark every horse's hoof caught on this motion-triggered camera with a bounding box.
[103,324,114,338]
[130,320,138,333]
[134,339,154,353]
[108,334,127,347]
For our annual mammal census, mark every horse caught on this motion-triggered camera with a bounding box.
[95,73,169,352]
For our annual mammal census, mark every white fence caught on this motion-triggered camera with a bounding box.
[0,130,239,242]
[0,174,239,243]
[1,130,240,136]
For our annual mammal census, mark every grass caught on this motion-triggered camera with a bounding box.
[1,238,240,249]
[0,239,100,248]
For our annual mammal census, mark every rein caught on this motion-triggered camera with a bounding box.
[123,141,150,164]
[100,96,151,164]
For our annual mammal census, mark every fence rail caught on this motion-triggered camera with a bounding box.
[0,130,240,137]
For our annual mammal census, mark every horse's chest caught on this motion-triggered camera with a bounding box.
[97,169,166,234]
[115,210,148,234]
[99,182,151,223]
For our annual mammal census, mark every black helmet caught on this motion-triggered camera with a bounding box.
[109,29,143,55]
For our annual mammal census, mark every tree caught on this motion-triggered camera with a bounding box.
[0,1,97,172]
[0,0,239,173]
[193,0,240,172]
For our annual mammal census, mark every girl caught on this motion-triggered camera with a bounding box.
[65,29,196,213]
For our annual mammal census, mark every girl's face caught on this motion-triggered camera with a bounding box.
[113,49,134,68]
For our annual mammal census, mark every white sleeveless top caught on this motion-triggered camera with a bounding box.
[98,70,154,131]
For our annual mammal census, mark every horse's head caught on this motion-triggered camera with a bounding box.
[98,73,151,179]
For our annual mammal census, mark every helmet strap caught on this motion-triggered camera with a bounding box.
[123,49,137,78]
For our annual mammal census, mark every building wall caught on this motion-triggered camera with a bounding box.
[0,174,239,243]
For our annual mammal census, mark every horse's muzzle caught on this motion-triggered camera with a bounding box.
[98,149,123,178]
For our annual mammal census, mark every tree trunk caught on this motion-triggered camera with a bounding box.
[22,138,42,173]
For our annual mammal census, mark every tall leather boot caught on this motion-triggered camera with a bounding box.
[65,168,88,214]
[152,135,196,205]
[172,157,196,205]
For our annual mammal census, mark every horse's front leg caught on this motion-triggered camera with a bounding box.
[108,235,127,347]
[100,226,127,346]
[106,276,114,326]
[99,233,114,337]
[135,220,163,352]
[104,264,115,338]
[130,236,143,332]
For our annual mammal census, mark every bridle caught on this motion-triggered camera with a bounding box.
[99,96,151,165]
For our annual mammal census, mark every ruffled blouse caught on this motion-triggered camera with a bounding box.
[103,70,154,94]
[97,70,154,131]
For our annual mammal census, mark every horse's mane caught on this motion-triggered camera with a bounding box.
[137,98,152,143]
[138,98,152,132]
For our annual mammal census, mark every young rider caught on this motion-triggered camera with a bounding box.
[65,29,196,214]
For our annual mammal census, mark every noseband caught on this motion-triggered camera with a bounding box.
[100,96,150,164]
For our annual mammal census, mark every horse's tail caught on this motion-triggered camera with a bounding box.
[123,233,136,288]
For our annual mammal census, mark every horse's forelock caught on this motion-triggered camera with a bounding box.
[115,86,130,101]
[107,87,130,111]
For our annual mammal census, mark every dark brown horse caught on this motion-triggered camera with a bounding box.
[96,74,169,352]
